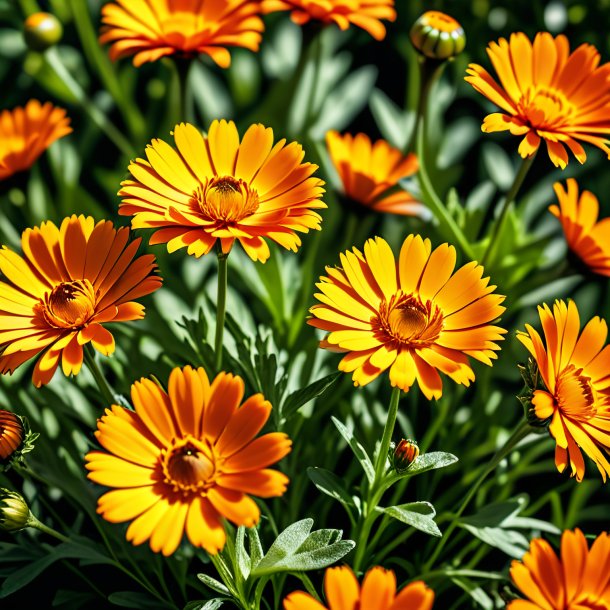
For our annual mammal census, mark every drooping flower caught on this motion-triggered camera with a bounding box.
[0,100,71,181]
[0,411,23,461]
[262,0,396,41]
[509,528,610,609]
[517,300,610,482]
[99,0,264,68]
[465,32,610,169]
[0,215,162,387]
[283,565,434,610]
[309,235,506,399]
[86,366,291,556]
[549,179,610,277]
[325,131,424,217]
[119,120,326,263]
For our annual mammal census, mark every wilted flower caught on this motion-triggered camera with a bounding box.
[391,439,419,473]
[23,12,63,51]
[517,299,610,481]
[0,215,162,387]
[0,100,71,181]
[0,489,31,532]
[284,565,434,610]
[509,529,610,609]
[550,179,610,277]
[410,11,466,60]
[86,366,292,556]
[325,131,424,217]
[309,235,506,399]
[100,0,264,68]
[466,32,610,169]
[119,120,326,263]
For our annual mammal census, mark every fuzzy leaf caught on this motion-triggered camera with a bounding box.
[380,502,442,537]
[282,373,340,420]
[331,416,375,484]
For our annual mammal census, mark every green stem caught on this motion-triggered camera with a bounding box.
[422,420,532,572]
[83,344,116,407]
[174,59,193,125]
[303,32,323,132]
[480,153,537,268]
[215,251,229,372]
[27,514,70,543]
[44,47,134,157]
[374,386,401,483]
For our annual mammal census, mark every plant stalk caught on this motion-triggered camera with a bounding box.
[83,343,116,407]
[215,251,229,371]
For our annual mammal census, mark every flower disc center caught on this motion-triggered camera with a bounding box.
[520,88,574,130]
[162,437,216,494]
[42,279,96,329]
[197,176,260,223]
[556,365,597,422]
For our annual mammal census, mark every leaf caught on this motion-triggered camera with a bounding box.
[331,417,375,484]
[482,142,515,191]
[282,373,340,420]
[197,574,230,596]
[380,502,442,537]
[437,117,480,169]
[461,524,530,558]
[389,452,458,482]
[107,591,163,608]
[235,526,251,581]
[307,467,356,514]
[369,88,415,150]
[248,527,264,571]
[451,577,494,610]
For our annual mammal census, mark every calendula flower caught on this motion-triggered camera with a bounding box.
[119,120,326,263]
[86,366,291,556]
[0,100,71,181]
[262,0,396,41]
[517,299,610,482]
[509,528,610,609]
[99,0,264,68]
[549,179,610,277]
[325,131,424,216]
[0,215,161,387]
[309,235,506,399]
[0,411,23,461]
[284,565,434,610]
[465,32,610,169]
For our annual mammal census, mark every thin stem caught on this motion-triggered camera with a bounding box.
[480,153,537,268]
[28,514,70,543]
[303,31,323,133]
[215,251,229,372]
[374,386,401,483]
[83,344,116,407]
[423,420,532,572]
[174,59,193,125]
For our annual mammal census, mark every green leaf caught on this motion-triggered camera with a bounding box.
[235,526,251,581]
[451,577,494,610]
[282,373,340,420]
[307,467,356,514]
[369,88,415,150]
[107,591,163,608]
[248,527,264,571]
[482,142,515,191]
[461,524,529,558]
[331,417,375,484]
[380,502,442,537]
[437,117,479,169]
[197,574,230,596]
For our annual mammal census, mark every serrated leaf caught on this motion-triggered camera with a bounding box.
[380,502,442,537]
[307,467,356,513]
[282,373,340,420]
[197,574,230,596]
[331,417,375,484]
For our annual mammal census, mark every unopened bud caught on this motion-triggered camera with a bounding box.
[391,439,419,473]
[0,410,24,461]
[23,12,63,52]
[410,11,466,60]
[0,489,32,532]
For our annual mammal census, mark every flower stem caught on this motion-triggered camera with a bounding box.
[83,344,116,407]
[374,386,401,483]
[27,514,70,543]
[303,31,323,132]
[422,419,532,572]
[215,251,229,372]
[480,153,537,268]
[174,59,193,125]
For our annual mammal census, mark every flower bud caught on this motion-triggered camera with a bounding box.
[410,11,466,60]
[0,489,31,532]
[0,410,24,461]
[391,439,419,473]
[23,12,63,52]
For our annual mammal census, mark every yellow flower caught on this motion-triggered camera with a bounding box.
[119,120,326,262]
[86,366,292,556]
[0,215,161,387]
[309,235,506,399]
[517,299,610,481]
[466,32,610,168]
[0,100,71,181]
[100,0,264,67]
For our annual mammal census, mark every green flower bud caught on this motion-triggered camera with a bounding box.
[23,12,63,52]
[391,439,419,473]
[410,11,466,61]
[0,489,32,532]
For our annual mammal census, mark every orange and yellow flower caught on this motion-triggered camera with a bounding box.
[86,366,292,556]
[0,215,161,387]
[517,299,610,482]
[0,411,23,461]
[0,100,71,181]
[118,120,326,263]
[509,528,610,609]
[100,0,264,68]
[284,565,434,610]
[465,32,610,169]
[325,131,424,216]
[262,0,396,40]
[308,235,506,399]
[549,179,610,277]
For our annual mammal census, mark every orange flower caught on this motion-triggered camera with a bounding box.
[549,179,610,277]
[119,120,326,263]
[0,100,71,181]
[262,0,396,40]
[0,411,23,461]
[284,565,434,610]
[509,528,610,609]
[325,131,424,216]
[308,235,506,399]
[0,215,161,387]
[85,366,291,556]
[465,32,610,169]
[517,300,610,481]
[100,0,264,68]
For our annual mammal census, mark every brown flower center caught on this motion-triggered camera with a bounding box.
[519,87,575,131]
[555,365,597,422]
[376,292,444,347]
[161,437,217,495]
[42,279,96,329]
[195,176,259,223]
